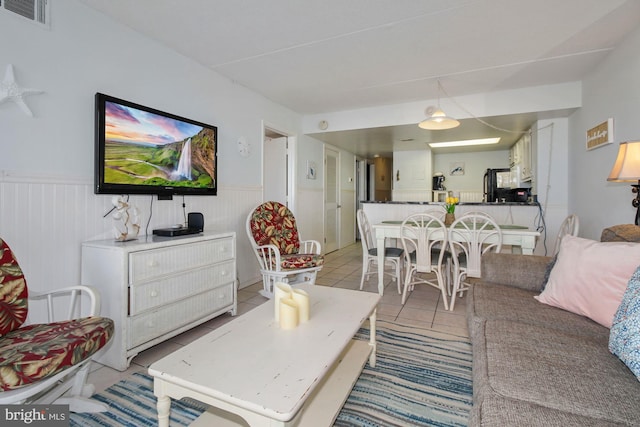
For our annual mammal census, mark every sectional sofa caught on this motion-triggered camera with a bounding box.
[466,225,640,426]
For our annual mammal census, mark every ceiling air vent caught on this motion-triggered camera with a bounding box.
[1,0,50,29]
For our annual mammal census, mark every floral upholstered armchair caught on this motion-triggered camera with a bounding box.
[246,201,324,298]
[0,238,114,412]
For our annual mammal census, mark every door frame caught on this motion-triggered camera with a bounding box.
[262,121,296,211]
[324,146,340,253]
[355,157,367,240]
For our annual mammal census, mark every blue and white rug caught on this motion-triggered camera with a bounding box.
[71,321,472,427]
[335,321,472,427]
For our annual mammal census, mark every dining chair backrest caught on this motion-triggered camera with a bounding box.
[357,209,375,252]
[449,212,502,278]
[400,213,448,273]
[552,214,579,256]
[423,206,446,220]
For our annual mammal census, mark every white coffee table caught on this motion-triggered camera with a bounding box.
[148,284,380,427]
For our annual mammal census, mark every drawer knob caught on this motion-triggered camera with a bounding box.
[221,271,227,276]
[148,260,159,267]
[150,290,158,297]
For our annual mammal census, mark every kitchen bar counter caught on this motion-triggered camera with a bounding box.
[361,200,538,206]
[361,201,543,255]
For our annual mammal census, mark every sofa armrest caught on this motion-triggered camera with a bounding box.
[601,224,640,242]
[481,253,553,292]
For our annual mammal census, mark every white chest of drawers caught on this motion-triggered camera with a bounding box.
[81,231,237,371]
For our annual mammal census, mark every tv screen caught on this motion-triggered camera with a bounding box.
[95,93,217,198]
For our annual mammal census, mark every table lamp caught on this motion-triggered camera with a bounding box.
[607,141,640,225]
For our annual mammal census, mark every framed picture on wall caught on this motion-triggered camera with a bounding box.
[449,162,465,176]
[586,118,614,150]
[306,160,317,180]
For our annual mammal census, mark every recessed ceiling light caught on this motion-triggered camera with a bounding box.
[429,137,501,148]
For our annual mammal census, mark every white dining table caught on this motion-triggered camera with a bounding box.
[372,222,540,295]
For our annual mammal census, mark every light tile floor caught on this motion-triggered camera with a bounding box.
[88,243,469,393]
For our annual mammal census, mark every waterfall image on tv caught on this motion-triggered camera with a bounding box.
[95,93,217,196]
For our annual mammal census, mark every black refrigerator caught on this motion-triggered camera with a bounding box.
[483,168,511,202]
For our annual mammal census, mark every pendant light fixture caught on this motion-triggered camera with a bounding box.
[418,80,460,130]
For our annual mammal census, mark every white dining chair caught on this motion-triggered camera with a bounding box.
[357,209,404,293]
[552,214,579,256]
[448,212,503,310]
[399,213,450,308]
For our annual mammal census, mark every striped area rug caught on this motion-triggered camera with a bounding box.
[71,320,472,427]
[335,321,472,426]
[69,372,207,427]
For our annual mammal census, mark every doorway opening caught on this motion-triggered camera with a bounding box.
[263,125,296,210]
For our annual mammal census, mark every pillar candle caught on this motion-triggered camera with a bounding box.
[274,282,292,321]
[292,289,310,322]
[279,298,299,330]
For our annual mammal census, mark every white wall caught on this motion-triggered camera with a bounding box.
[532,118,570,253]
[569,25,640,240]
[0,1,304,299]
[392,150,432,201]
[433,150,510,192]
[295,135,325,245]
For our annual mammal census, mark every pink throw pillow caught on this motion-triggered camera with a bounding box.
[535,235,640,328]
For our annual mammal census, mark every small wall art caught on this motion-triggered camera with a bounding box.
[586,118,614,150]
[449,162,465,176]
[306,160,317,180]
[0,64,44,117]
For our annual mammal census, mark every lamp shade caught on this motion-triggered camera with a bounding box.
[418,109,460,130]
[608,141,640,181]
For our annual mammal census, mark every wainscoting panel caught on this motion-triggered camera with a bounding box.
[0,171,262,322]
[392,189,431,202]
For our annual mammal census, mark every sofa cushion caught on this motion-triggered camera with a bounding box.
[0,239,29,336]
[535,235,640,328]
[471,393,629,427]
[0,316,114,390]
[609,266,640,380]
[472,319,640,425]
[468,282,609,342]
[480,253,552,292]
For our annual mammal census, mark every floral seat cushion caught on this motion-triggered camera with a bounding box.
[0,316,114,391]
[0,239,29,336]
[250,201,301,255]
[280,254,325,270]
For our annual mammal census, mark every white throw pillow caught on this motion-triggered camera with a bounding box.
[535,235,640,328]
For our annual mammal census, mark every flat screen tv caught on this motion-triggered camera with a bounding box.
[95,93,217,198]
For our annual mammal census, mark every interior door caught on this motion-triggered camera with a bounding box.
[263,136,288,205]
[324,147,339,253]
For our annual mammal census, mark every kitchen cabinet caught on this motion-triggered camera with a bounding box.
[510,133,533,183]
[81,232,237,371]
[520,133,532,181]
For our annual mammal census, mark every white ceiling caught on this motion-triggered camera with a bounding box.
[79,0,640,157]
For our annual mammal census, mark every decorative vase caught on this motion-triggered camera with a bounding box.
[445,212,455,226]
